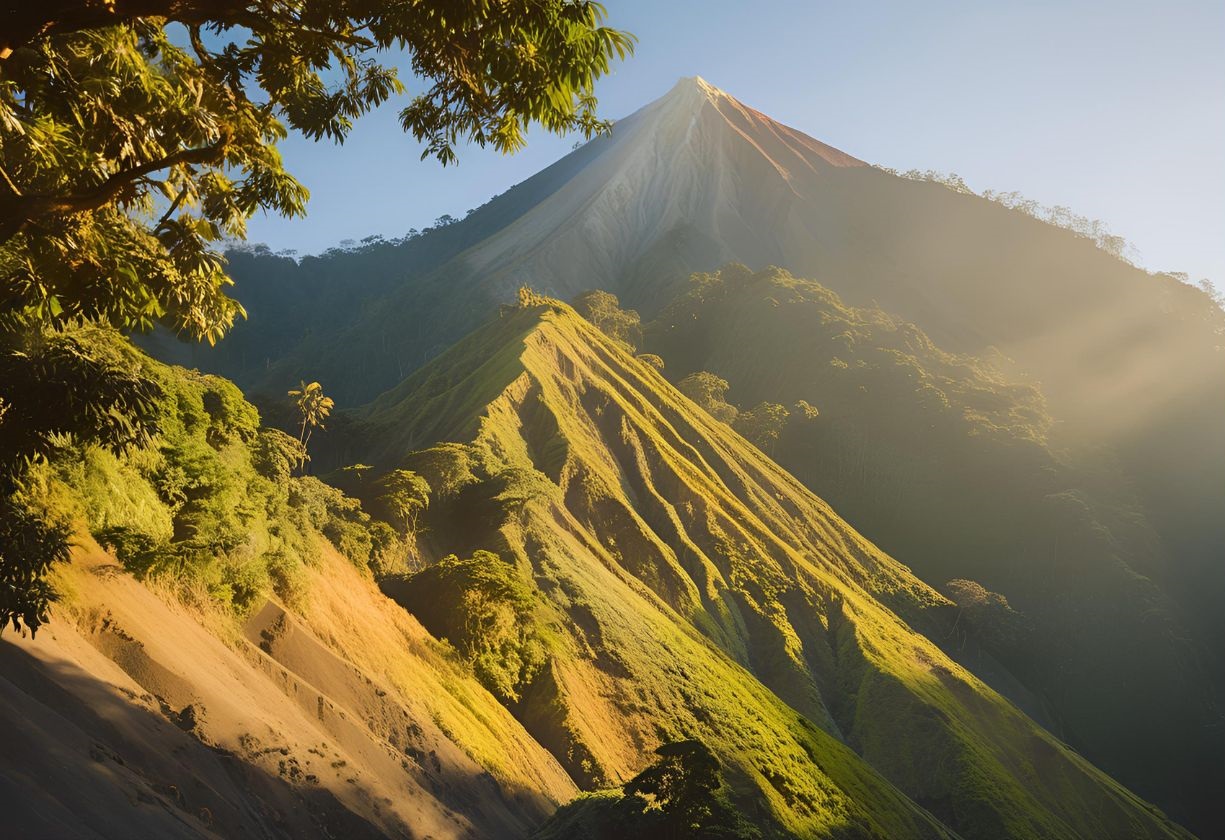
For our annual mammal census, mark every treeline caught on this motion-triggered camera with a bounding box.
[878,166,1138,264]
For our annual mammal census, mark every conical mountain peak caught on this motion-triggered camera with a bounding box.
[210,77,874,404]
[664,74,731,105]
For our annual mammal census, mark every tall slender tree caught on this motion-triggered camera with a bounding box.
[288,379,332,452]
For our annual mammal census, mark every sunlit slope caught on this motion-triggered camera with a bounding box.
[198,80,1224,633]
[0,537,576,839]
[0,338,576,839]
[357,302,1189,840]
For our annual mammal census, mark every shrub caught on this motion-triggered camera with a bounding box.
[393,550,545,703]
[678,372,738,424]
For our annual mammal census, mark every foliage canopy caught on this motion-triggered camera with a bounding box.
[573,288,642,352]
[0,0,631,632]
[536,739,761,839]
[1,1,633,343]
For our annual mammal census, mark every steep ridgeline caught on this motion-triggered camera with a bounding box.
[351,301,1189,840]
[645,265,1224,832]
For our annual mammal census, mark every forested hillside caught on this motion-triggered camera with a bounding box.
[643,266,1224,827]
[1,329,576,838]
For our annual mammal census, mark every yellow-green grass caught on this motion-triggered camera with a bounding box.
[359,301,1189,839]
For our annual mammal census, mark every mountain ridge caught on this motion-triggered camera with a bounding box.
[347,299,1191,839]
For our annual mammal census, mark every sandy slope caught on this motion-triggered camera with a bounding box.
[0,535,574,839]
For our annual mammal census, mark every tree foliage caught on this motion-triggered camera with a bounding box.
[0,326,163,478]
[677,371,738,424]
[941,578,1031,658]
[0,325,164,632]
[376,468,430,537]
[573,288,642,352]
[0,2,631,631]
[732,402,789,453]
[877,168,1134,262]
[288,379,333,450]
[392,549,544,703]
[2,2,632,341]
[0,494,72,634]
[536,739,761,839]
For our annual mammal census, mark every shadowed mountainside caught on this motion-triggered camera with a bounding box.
[645,264,1224,831]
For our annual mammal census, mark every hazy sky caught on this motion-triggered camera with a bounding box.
[244,0,1225,283]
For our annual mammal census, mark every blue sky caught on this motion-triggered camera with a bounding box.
[244,0,1225,284]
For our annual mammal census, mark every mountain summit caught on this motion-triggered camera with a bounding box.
[450,75,865,304]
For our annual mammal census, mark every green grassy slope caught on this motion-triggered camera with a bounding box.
[355,301,1190,839]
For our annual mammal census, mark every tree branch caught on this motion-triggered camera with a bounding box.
[0,129,231,245]
[0,0,253,59]
[155,183,190,228]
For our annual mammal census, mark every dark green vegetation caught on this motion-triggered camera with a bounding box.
[385,549,545,704]
[1,327,161,629]
[23,328,401,616]
[536,740,761,840]
[643,265,1225,830]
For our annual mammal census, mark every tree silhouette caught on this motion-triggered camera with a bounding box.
[288,380,333,460]
[378,469,431,537]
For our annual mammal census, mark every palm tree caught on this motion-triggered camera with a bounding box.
[288,381,334,454]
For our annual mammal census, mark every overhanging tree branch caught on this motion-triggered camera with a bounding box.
[0,0,252,59]
[0,129,231,245]
[0,0,377,60]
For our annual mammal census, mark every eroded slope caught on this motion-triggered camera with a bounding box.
[1,534,573,839]
[359,302,1190,840]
